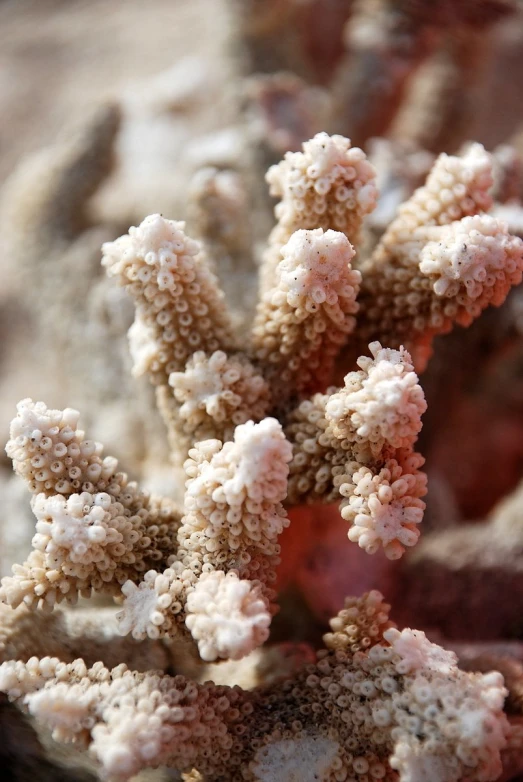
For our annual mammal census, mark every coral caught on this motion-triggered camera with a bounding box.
[262,131,378,292]
[0,592,510,782]
[0,103,120,261]
[118,417,292,660]
[169,350,271,443]
[285,342,427,559]
[1,406,291,661]
[3,133,522,623]
[0,101,167,493]
[2,129,523,779]
[0,399,182,611]
[353,144,523,369]
[102,213,236,383]
[253,227,361,400]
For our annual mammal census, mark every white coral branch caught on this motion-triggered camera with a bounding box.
[326,341,427,453]
[420,214,523,320]
[169,350,271,442]
[339,453,426,559]
[261,132,377,294]
[116,419,291,657]
[254,228,361,398]
[102,214,236,385]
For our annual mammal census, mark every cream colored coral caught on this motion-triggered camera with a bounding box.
[5,127,523,779]
[266,132,378,242]
[339,453,426,559]
[177,415,291,576]
[0,103,120,262]
[323,589,394,653]
[5,399,179,523]
[253,228,361,399]
[0,591,508,782]
[419,214,523,319]
[32,492,130,568]
[102,214,235,385]
[325,341,427,454]
[385,627,508,782]
[0,491,181,611]
[117,419,292,657]
[284,343,426,558]
[185,570,271,661]
[3,408,292,650]
[355,144,523,369]
[261,132,377,291]
[0,602,169,672]
[382,142,493,238]
[2,400,181,610]
[6,398,115,497]
[117,565,193,642]
[169,350,271,442]
[102,214,238,451]
[276,229,358,308]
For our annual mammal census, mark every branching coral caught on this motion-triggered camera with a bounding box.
[1,399,182,610]
[1,130,523,779]
[3,133,522,619]
[261,132,378,292]
[118,417,292,661]
[101,213,240,451]
[0,103,121,260]
[253,227,361,400]
[0,592,510,782]
[0,100,167,496]
[285,342,427,559]
[1,402,291,661]
[353,143,523,368]
[169,350,271,443]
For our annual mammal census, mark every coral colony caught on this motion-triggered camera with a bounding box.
[1,132,523,781]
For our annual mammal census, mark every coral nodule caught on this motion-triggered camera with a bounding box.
[2,131,523,780]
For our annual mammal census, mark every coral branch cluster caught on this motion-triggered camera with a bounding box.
[1,399,181,611]
[355,143,523,368]
[119,417,292,661]
[286,342,427,559]
[2,130,523,780]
